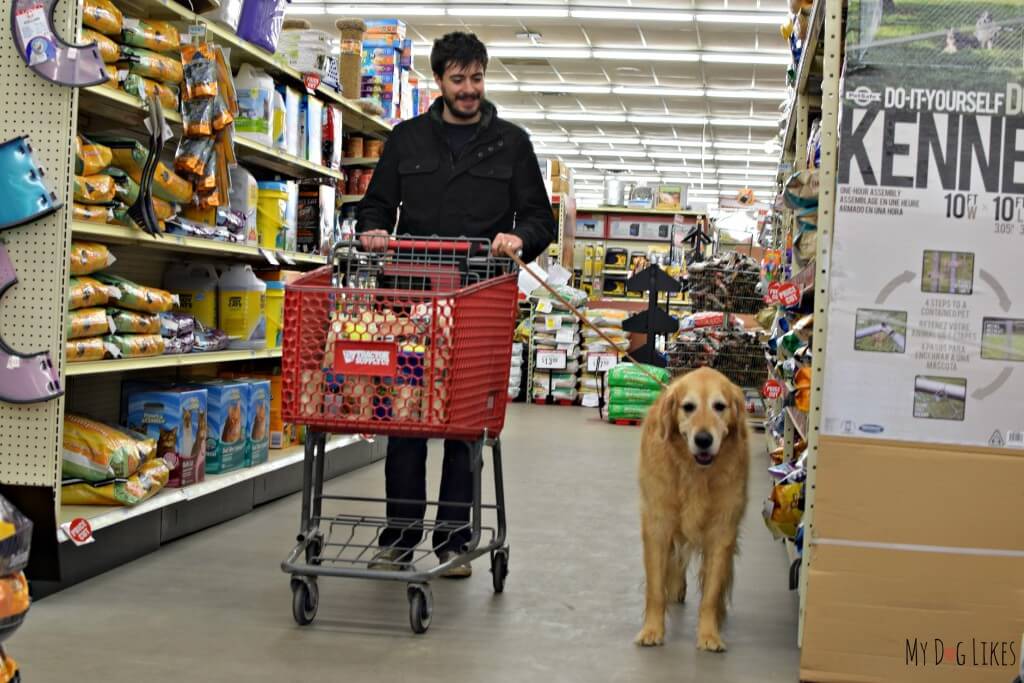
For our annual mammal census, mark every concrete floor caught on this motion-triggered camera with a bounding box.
[14,404,799,682]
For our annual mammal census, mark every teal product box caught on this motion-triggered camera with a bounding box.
[125,386,208,488]
[187,380,247,474]
[235,378,271,467]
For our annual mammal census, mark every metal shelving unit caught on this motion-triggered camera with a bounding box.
[72,222,327,264]
[65,348,283,376]
[766,0,842,649]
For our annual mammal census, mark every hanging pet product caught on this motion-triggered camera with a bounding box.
[0,136,62,231]
[0,244,62,403]
[11,0,108,87]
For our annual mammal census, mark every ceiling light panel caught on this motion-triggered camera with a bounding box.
[489,47,590,59]
[570,8,693,21]
[322,4,446,14]
[593,50,700,62]
[612,87,705,98]
[449,6,568,16]
[696,12,790,25]
[580,149,650,158]
[702,53,791,65]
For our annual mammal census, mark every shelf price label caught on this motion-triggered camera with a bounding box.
[536,349,567,370]
[535,299,554,314]
[587,352,618,372]
[762,379,784,400]
[62,517,95,546]
[303,72,321,93]
[544,315,563,330]
[778,283,801,307]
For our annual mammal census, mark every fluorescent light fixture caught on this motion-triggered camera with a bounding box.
[572,173,607,181]
[594,50,700,62]
[714,154,780,162]
[569,136,640,146]
[710,117,779,128]
[547,113,627,122]
[534,148,583,156]
[629,115,707,126]
[696,12,789,25]
[532,135,570,143]
[287,5,325,14]
[449,6,568,17]
[499,111,547,120]
[612,86,705,98]
[570,8,693,21]
[713,140,776,150]
[717,167,778,176]
[324,4,445,14]
[702,53,791,65]
[706,89,785,100]
[486,83,520,92]
[719,179,777,187]
[580,149,649,158]
[596,163,656,171]
[532,84,612,94]
[655,165,695,174]
[642,138,712,148]
[647,150,698,160]
[564,161,595,169]
[489,47,590,59]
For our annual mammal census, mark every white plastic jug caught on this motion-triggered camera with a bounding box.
[272,89,286,151]
[163,262,219,329]
[228,165,259,245]
[235,64,274,148]
[218,264,267,349]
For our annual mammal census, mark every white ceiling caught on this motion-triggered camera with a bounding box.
[287,0,789,206]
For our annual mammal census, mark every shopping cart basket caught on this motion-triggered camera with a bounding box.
[279,236,519,633]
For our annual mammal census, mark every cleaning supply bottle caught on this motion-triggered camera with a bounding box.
[257,180,288,250]
[218,264,266,349]
[228,165,259,245]
[272,89,287,151]
[234,64,274,148]
[163,262,219,329]
[263,280,284,349]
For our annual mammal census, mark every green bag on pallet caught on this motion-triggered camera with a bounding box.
[608,386,662,405]
[607,363,670,390]
[607,401,653,422]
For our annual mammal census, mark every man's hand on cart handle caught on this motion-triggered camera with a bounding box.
[492,233,523,258]
[359,230,391,252]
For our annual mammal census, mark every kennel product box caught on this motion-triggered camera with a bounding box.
[801,436,1024,682]
[186,380,247,474]
[124,386,208,488]
[608,215,673,241]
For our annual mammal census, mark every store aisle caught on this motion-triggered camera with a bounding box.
[15,405,799,682]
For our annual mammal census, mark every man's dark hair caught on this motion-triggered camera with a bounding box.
[430,32,488,78]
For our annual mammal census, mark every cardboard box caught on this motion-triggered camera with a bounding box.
[801,436,1024,682]
[124,386,207,488]
[187,380,247,474]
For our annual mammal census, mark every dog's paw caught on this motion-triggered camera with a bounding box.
[696,632,727,653]
[634,625,665,647]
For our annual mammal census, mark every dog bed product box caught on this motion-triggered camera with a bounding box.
[124,385,208,488]
[186,380,247,474]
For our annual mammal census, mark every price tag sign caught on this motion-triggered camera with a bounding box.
[62,517,95,546]
[587,352,619,372]
[536,349,567,370]
[544,315,563,330]
[766,281,782,304]
[778,282,801,307]
[303,72,322,93]
[259,247,280,266]
[277,251,297,266]
[762,379,784,400]
[535,299,554,314]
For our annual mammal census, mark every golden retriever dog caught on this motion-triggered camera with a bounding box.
[635,367,750,652]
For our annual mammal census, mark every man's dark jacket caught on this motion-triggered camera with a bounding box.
[355,97,556,262]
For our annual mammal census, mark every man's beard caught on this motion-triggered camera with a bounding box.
[444,92,481,119]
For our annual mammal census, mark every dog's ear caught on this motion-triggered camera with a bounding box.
[655,385,679,441]
[730,384,748,431]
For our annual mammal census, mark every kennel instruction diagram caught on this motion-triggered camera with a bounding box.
[820,0,1024,448]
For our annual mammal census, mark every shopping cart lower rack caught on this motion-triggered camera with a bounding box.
[279,236,519,634]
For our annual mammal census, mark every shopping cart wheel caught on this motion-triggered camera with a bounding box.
[291,577,319,626]
[407,584,432,634]
[490,547,509,594]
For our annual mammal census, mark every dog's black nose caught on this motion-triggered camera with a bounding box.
[694,431,713,451]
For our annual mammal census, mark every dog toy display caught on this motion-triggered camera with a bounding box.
[11,0,108,87]
[0,136,62,232]
[0,244,62,404]
[686,253,764,315]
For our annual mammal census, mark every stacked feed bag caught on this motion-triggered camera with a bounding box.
[508,342,525,400]
[578,308,630,407]
[530,285,588,403]
[606,363,669,423]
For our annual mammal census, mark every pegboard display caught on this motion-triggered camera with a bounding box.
[0,0,79,486]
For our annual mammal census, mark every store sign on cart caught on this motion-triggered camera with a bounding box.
[820,0,1024,448]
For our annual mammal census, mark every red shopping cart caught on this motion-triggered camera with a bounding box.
[279,236,518,633]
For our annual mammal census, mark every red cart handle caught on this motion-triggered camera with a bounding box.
[387,238,473,252]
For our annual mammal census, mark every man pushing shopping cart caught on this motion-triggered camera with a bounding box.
[278,31,556,634]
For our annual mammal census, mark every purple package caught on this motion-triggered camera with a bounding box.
[164,333,196,355]
[236,0,289,54]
